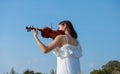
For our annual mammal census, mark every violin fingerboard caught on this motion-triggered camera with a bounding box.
[27,29,31,32]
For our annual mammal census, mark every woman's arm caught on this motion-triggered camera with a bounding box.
[34,28,63,54]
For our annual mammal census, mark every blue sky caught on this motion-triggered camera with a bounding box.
[0,0,120,74]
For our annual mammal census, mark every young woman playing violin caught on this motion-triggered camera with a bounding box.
[33,20,82,74]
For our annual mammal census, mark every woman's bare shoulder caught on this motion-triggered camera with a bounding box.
[54,35,65,41]
[56,34,65,38]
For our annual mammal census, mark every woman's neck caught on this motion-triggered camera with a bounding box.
[65,30,69,35]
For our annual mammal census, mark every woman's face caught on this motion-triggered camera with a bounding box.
[58,24,66,31]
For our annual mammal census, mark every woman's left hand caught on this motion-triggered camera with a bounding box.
[34,28,38,37]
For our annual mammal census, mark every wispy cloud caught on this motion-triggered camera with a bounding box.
[27,58,39,65]
[88,63,95,69]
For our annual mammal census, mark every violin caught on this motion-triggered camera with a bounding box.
[26,26,65,39]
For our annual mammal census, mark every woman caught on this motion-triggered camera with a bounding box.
[34,20,82,74]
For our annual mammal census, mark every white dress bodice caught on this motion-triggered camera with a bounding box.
[52,37,82,74]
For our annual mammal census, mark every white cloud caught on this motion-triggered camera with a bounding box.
[32,58,39,63]
[27,58,39,65]
[88,63,95,69]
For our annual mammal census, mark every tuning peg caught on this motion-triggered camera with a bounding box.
[26,26,31,32]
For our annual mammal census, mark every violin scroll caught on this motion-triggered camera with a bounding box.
[26,26,34,32]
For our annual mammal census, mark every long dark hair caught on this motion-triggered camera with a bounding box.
[58,20,78,39]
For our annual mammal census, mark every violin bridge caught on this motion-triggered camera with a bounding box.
[51,24,53,29]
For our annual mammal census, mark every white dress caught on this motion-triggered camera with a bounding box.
[52,36,82,74]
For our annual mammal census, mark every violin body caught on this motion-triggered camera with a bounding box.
[26,26,65,39]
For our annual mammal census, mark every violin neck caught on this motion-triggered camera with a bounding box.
[37,28,42,31]
[32,27,42,31]
[26,26,42,32]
